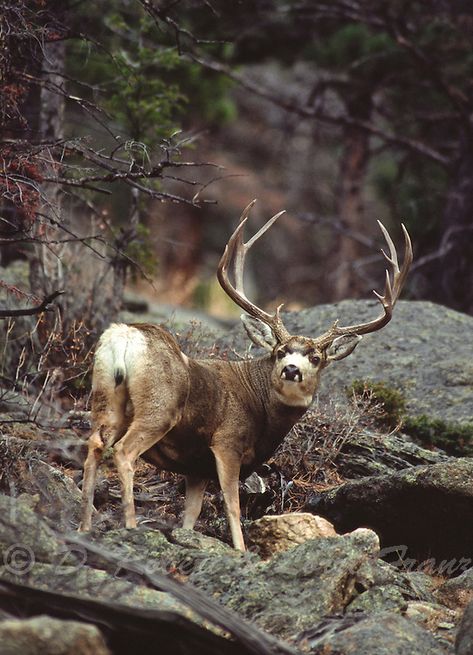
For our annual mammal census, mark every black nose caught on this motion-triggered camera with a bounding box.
[281,364,302,382]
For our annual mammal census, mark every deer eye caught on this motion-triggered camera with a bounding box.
[309,354,321,366]
[276,349,286,360]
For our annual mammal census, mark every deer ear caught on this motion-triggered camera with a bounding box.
[241,315,277,351]
[326,334,362,362]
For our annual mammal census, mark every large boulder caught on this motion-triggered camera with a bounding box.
[246,512,336,559]
[297,611,448,655]
[308,458,473,563]
[189,528,382,637]
[0,616,110,655]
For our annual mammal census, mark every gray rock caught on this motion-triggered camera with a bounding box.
[404,571,440,603]
[297,611,448,655]
[405,601,456,638]
[88,527,175,563]
[0,615,110,655]
[456,600,473,655]
[331,430,450,479]
[170,527,234,554]
[347,557,436,616]
[0,562,202,623]
[82,527,237,578]
[0,494,77,569]
[0,436,82,528]
[189,528,381,638]
[308,458,473,563]
[348,583,408,614]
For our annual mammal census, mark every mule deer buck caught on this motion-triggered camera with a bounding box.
[79,200,412,550]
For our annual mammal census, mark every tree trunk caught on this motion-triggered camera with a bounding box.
[330,91,371,301]
[29,38,66,299]
[427,129,473,313]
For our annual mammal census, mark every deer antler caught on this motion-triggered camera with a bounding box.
[217,200,291,342]
[316,220,413,347]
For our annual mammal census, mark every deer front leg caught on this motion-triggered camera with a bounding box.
[211,446,245,551]
[183,476,208,530]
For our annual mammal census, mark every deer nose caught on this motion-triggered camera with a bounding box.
[281,364,302,382]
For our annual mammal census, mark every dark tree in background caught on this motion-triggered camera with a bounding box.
[151,0,473,308]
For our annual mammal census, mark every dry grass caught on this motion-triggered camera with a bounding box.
[271,390,389,512]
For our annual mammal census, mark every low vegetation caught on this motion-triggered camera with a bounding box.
[349,379,473,457]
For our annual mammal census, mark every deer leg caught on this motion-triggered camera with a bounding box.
[113,417,177,528]
[183,476,208,529]
[211,447,245,551]
[79,431,104,531]
[79,384,128,531]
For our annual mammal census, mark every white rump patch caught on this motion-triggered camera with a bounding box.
[93,324,148,388]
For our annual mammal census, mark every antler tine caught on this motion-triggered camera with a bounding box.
[231,200,257,297]
[217,201,291,342]
[396,223,413,292]
[316,221,413,345]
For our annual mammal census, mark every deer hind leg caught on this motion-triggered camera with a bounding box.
[113,413,180,528]
[79,386,128,532]
[79,431,104,531]
[183,476,208,530]
[211,446,245,551]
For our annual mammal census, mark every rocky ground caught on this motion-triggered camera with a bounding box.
[1,299,473,654]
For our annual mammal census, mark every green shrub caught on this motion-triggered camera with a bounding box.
[403,415,473,457]
[349,380,406,429]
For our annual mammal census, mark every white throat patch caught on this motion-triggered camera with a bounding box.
[276,383,314,407]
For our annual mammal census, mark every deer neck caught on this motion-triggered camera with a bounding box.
[235,356,309,425]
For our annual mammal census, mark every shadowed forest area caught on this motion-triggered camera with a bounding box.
[2,3,473,654]
[2,0,473,419]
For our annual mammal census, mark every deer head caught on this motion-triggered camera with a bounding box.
[218,200,412,408]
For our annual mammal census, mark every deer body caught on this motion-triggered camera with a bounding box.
[82,323,312,548]
[80,201,412,550]
[142,355,307,480]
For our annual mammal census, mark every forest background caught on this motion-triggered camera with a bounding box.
[1,0,473,419]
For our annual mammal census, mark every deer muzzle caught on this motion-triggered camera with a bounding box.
[281,364,302,383]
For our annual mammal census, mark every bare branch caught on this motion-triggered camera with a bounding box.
[0,290,64,319]
[186,53,450,166]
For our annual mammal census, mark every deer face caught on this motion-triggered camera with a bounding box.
[242,316,362,408]
[271,336,326,407]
